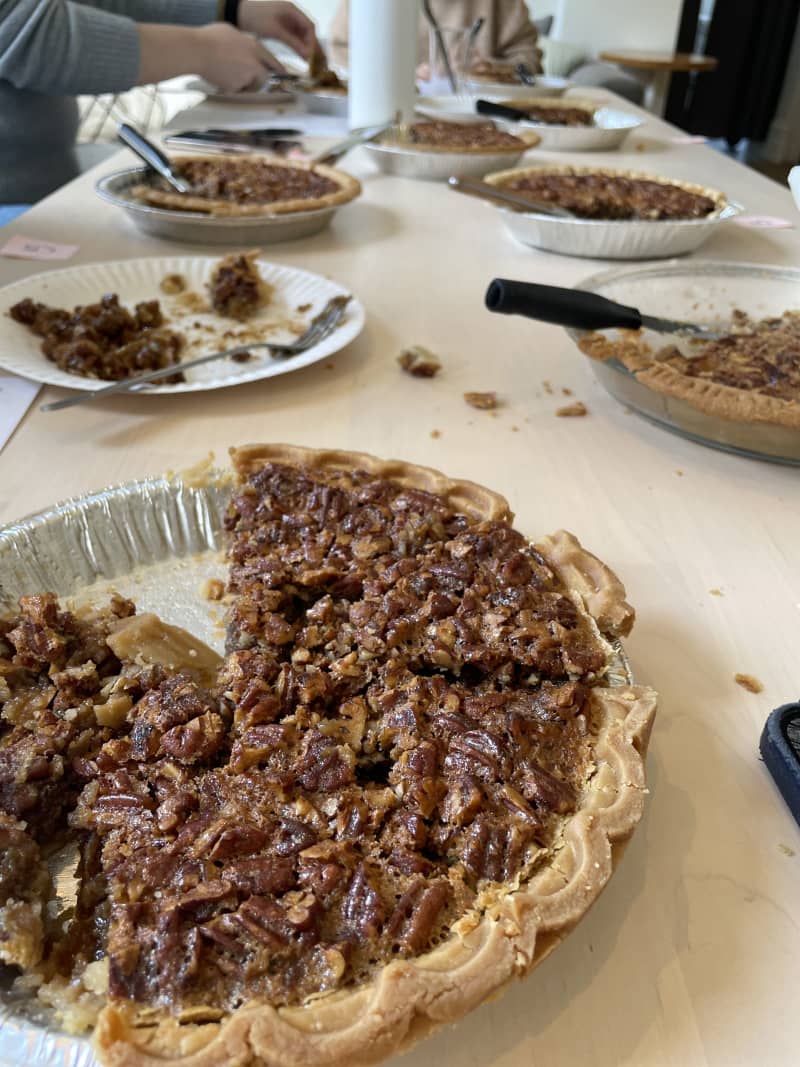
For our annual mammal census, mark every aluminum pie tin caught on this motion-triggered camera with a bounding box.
[566,260,800,465]
[482,164,741,259]
[96,168,342,245]
[493,99,642,151]
[0,469,633,1064]
[361,140,536,181]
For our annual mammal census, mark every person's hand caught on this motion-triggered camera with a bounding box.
[192,22,282,91]
[237,1,321,60]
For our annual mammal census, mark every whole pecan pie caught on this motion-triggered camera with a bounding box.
[132,156,361,217]
[0,446,656,1067]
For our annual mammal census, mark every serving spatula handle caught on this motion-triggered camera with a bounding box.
[485,279,643,332]
[475,99,528,122]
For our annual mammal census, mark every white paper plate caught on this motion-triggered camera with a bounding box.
[185,78,295,106]
[465,75,569,98]
[0,256,365,394]
[414,94,506,124]
[294,86,349,117]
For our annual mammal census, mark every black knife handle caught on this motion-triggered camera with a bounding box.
[485,279,643,332]
[476,99,527,122]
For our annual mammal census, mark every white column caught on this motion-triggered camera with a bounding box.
[348,0,417,130]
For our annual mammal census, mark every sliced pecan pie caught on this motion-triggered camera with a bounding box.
[132,156,361,217]
[579,308,800,428]
[0,447,656,1067]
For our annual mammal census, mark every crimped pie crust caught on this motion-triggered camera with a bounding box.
[132,157,361,217]
[379,128,540,155]
[579,331,800,428]
[93,444,657,1067]
[483,163,729,217]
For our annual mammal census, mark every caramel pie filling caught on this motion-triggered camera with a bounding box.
[0,463,613,1022]
[399,120,526,151]
[9,294,184,382]
[494,172,717,219]
[170,159,340,204]
[656,309,800,400]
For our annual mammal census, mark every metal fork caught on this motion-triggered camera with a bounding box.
[41,295,351,412]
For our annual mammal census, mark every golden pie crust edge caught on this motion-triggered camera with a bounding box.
[93,442,657,1067]
[131,157,362,217]
[483,163,730,215]
[580,334,800,429]
[380,129,540,155]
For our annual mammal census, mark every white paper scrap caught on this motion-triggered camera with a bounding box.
[0,376,40,453]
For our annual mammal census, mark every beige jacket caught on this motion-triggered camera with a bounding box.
[329,0,542,73]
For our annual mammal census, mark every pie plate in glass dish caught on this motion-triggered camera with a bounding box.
[566,261,800,465]
[0,445,657,1067]
[96,161,359,245]
[0,256,365,395]
[482,164,741,259]
[362,123,540,180]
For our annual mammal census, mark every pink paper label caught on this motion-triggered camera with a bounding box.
[733,215,795,230]
[0,234,79,260]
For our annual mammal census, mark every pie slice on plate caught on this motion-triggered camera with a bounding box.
[0,446,656,1067]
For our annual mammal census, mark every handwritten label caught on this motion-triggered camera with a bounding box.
[0,376,40,453]
[671,134,708,145]
[733,215,795,230]
[0,234,79,261]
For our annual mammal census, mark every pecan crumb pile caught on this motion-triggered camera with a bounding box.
[0,461,610,1022]
[465,391,499,410]
[397,345,442,378]
[9,294,184,382]
[208,251,273,321]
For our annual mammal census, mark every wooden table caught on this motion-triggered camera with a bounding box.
[599,50,718,116]
[1,92,799,1067]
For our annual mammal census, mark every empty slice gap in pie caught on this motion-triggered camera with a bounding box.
[0,445,656,1067]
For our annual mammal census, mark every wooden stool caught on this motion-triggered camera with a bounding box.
[598,50,718,116]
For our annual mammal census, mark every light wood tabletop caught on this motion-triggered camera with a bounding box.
[1,91,799,1067]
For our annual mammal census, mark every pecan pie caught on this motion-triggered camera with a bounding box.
[132,156,361,217]
[208,251,273,321]
[499,99,595,126]
[1,447,656,1067]
[8,294,184,382]
[484,165,723,219]
[579,308,800,428]
[385,120,538,154]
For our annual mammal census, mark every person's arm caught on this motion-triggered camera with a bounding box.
[493,0,543,71]
[0,0,321,96]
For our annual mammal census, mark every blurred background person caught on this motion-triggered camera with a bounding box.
[328,0,542,75]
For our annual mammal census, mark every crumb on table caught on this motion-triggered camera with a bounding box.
[734,672,763,693]
[430,429,441,439]
[542,380,553,395]
[561,387,573,396]
[397,345,442,378]
[464,391,498,410]
[556,401,588,417]
[778,844,796,857]
[709,588,723,597]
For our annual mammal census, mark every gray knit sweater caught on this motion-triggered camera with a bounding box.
[0,0,218,202]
